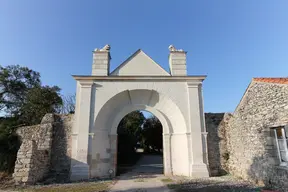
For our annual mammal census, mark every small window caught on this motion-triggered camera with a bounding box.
[273,126,288,166]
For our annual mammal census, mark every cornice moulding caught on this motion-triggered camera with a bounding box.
[73,75,207,82]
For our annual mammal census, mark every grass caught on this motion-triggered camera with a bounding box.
[161,178,174,183]
[1,181,112,192]
[134,178,146,182]
[22,181,111,192]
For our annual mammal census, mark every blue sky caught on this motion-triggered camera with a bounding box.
[1,0,288,113]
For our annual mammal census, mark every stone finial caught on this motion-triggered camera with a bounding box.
[168,44,185,52]
[94,44,111,52]
[101,44,110,51]
[169,45,176,51]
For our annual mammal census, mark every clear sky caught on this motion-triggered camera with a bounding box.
[1,0,288,113]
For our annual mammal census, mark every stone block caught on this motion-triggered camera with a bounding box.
[100,158,110,163]
[41,114,54,124]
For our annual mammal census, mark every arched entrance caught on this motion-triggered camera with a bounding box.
[70,45,209,181]
[116,110,163,176]
[92,89,188,178]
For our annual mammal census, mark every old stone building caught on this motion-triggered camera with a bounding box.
[205,78,288,189]
[226,78,288,188]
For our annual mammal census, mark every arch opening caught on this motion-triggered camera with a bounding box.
[116,110,164,176]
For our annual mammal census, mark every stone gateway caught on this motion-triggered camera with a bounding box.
[70,45,209,180]
[12,45,288,190]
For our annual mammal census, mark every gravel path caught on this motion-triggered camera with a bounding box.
[110,155,269,192]
[167,175,265,192]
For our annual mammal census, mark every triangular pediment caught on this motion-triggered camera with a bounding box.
[110,49,170,76]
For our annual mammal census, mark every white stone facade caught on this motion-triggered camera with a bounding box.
[70,45,209,180]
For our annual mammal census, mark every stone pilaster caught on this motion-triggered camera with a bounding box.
[70,80,94,181]
[163,133,173,176]
[187,81,209,177]
[109,134,118,177]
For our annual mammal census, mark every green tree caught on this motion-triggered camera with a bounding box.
[0,65,41,115]
[19,86,63,125]
[0,117,20,172]
[0,65,63,172]
[142,116,163,152]
[117,111,145,164]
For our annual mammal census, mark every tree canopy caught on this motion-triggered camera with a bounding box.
[19,86,62,125]
[0,65,63,126]
[141,116,163,152]
[117,111,145,156]
[0,65,63,172]
[0,65,41,115]
[116,110,163,169]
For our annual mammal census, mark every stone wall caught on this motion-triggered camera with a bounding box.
[48,114,73,183]
[13,115,54,184]
[205,113,232,176]
[13,114,73,184]
[226,81,288,189]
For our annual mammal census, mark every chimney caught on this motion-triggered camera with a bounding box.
[168,45,187,76]
[92,44,111,76]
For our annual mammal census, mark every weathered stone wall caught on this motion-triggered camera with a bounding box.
[205,113,232,176]
[13,114,73,184]
[48,114,73,183]
[13,114,54,184]
[226,81,288,189]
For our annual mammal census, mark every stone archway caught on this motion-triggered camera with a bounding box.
[92,89,187,178]
[70,45,209,181]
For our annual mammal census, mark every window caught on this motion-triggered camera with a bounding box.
[273,126,288,166]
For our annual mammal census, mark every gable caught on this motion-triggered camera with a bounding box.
[110,49,170,76]
[234,77,288,113]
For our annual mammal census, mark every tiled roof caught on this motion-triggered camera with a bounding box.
[253,78,288,84]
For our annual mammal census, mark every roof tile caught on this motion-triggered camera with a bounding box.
[253,77,288,84]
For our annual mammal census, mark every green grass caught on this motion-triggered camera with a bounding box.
[167,183,181,190]
[134,178,146,182]
[161,178,174,183]
[15,181,112,192]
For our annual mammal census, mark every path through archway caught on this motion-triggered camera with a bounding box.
[116,110,164,176]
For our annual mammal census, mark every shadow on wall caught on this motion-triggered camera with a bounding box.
[46,114,72,183]
[247,144,288,190]
[205,112,288,191]
[227,110,288,191]
[205,113,232,177]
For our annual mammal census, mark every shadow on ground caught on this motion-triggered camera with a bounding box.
[116,154,163,180]
[167,179,263,192]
